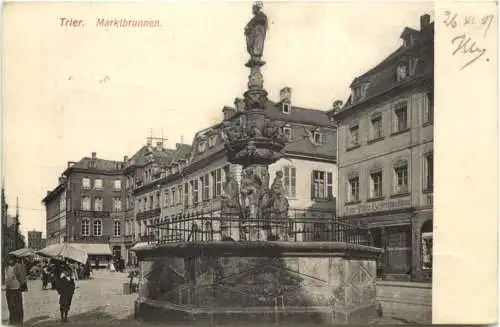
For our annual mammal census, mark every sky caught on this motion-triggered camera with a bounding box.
[2,1,433,238]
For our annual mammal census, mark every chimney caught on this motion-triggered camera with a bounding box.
[280,87,292,103]
[58,176,66,185]
[123,155,128,162]
[234,98,245,112]
[222,106,236,120]
[333,100,343,111]
[91,152,97,159]
[420,14,430,30]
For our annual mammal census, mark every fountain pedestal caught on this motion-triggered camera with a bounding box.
[132,242,383,325]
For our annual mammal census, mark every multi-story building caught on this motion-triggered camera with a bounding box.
[133,87,337,244]
[28,230,43,250]
[122,140,191,264]
[42,152,125,262]
[332,14,433,281]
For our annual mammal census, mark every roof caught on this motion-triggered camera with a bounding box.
[67,157,123,172]
[71,243,112,256]
[338,21,434,117]
[188,100,336,165]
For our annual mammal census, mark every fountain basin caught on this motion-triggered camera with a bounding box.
[132,241,383,325]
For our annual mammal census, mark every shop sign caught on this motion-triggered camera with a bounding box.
[346,198,411,215]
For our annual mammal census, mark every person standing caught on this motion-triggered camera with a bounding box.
[55,265,76,323]
[5,255,27,325]
[41,261,49,290]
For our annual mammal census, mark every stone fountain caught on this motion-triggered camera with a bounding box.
[131,3,383,325]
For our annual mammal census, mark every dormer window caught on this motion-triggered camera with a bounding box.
[397,62,409,81]
[282,125,292,140]
[313,131,322,145]
[351,83,368,102]
[282,103,291,114]
[208,135,217,148]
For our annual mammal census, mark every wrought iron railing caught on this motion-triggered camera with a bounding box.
[143,211,373,246]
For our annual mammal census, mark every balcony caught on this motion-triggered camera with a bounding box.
[136,208,161,220]
[72,210,110,218]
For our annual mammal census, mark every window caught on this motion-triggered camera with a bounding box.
[113,197,122,211]
[82,178,91,189]
[171,188,176,206]
[312,170,333,199]
[348,125,359,148]
[114,180,121,191]
[282,103,291,114]
[208,135,217,148]
[394,163,409,194]
[202,174,210,201]
[313,131,322,145]
[423,91,434,124]
[424,153,433,191]
[370,115,383,140]
[283,166,296,197]
[394,104,408,133]
[348,176,359,202]
[93,220,102,236]
[81,219,90,236]
[149,195,154,210]
[94,179,103,190]
[94,196,103,211]
[370,171,383,198]
[184,183,189,208]
[113,220,121,237]
[212,169,222,197]
[164,190,169,207]
[156,192,160,208]
[397,63,408,81]
[178,186,183,205]
[282,126,292,140]
[82,196,91,210]
[191,180,199,205]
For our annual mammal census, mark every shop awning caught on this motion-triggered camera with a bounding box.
[71,243,112,256]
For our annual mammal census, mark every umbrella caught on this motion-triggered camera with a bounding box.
[37,243,88,264]
[9,248,37,258]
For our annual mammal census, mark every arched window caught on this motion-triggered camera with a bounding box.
[93,220,102,236]
[113,220,121,237]
[81,219,90,236]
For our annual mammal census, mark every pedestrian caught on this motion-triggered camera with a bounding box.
[55,265,76,323]
[41,261,49,290]
[4,255,27,325]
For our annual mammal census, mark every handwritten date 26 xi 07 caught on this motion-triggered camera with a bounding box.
[444,11,492,70]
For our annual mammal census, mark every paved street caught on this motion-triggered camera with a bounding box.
[2,270,405,326]
[2,270,138,326]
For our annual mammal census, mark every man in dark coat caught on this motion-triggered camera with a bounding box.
[55,265,76,323]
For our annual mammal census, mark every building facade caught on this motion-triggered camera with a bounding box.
[332,14,433,281]
[132,87,337,247]
[28,230,43,250]
[43,152,126,260]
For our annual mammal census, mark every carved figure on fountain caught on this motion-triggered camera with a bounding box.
[244,2,268,64]
[221,168,241,213]
[247,121,263,138]
[240,168,263,219]
[244,90,268,110]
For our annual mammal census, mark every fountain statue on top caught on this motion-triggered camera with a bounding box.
[222,2,289,242]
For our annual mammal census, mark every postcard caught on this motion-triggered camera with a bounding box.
[1,1,497,325]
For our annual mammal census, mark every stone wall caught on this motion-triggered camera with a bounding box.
[135,253,380,324]
[376,280,431,323]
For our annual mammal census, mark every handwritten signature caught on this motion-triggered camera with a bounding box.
[451,34,487,70]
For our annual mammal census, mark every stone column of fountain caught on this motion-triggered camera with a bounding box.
[222,2,289,241]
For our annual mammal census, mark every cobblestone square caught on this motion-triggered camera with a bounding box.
[2,270,406,326]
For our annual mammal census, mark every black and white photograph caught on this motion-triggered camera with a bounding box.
[1,1,497,326]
